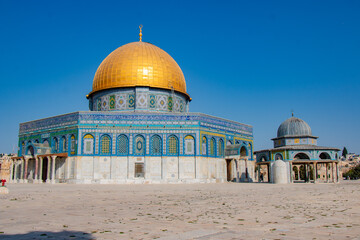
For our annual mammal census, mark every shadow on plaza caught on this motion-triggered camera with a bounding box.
[0,230,95,240]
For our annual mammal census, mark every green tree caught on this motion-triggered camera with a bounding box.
[342,147,348,158]
[343,163,360,180]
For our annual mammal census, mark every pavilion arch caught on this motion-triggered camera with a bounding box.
[134,134,146,155]
[117,134,129,155]
[168,135,179,155]
[100,134,112,155]
[184,135,195,155]
[240,145,248,157]
[83,134,95,155]
[274,153,284,160]
[294,152,310,160]
[227,140,232,146]
[150,134,162,155]
[319,152,331,160]
[26,145,35,156]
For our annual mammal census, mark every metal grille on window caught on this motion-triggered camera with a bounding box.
[70,135,76,154]
[117,135,128,155]
[151,135,161,155]
[62,137,67,152]
[218,139,224,157]
[83,134,94,154]
[202,136,207,155]
[168,136,178,155]
[184,135,194,155]
[210,138,215,156]
[101,135,111,154]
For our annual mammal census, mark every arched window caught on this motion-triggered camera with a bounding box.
[21,141,25,155]
[210,138,216,156]
[275,153,283,160]
[218,139,224,157]
[168,135,178,155]
[43,139,49,147]
[202,136,207,155]
[151,135,162,155]
[134,135,145,155]
[53,137,59,153]
[294,153,310,160]
[61,136,67,152]
[100,135,111,155]
[117,134,128,155]
[70,135,76,155]
[83,134,94,154]
[184,135,195,155]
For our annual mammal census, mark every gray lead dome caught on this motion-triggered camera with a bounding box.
[277,117,312,137]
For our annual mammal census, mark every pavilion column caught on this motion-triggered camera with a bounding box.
[313,163,316,183]
[13,160,18,182]
[289,162,293,183]
[326,163,329,183]
[332,162,335,183]
[51,156,56,184]
[46,157,51,183]
[336,162,340,183]
[267,163,270,183]
[315,162,318,182]
[9,160,14,183]
[24,157,29,183]
[34,156,38,183]
[257,165,261,182]
[38,157,43,183]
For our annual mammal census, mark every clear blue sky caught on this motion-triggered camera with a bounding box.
[1,0,359,154]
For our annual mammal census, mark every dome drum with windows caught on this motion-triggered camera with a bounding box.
[87,28,191,113]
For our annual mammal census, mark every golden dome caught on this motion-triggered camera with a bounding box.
[89,41,189,99]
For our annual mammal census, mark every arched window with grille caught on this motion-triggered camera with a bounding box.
[134,135,145,155]
[210,138,216,156]
[202,136,207,155]
[70,135,76,155]
[151,135,162,155]
[61,136,67,152]
[184,135,195,155]
[100,135,111,155]
[218,139,224,157]
[117,134,129,155]
[168,135,178,155]
[53,137,59,153]
[83,134,94,155]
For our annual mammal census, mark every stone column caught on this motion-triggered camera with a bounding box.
[51,156,56,184]
[9,159,14,183]
[336,162,340,183]
[38,157,43,183]
[46,157,51,183]
[313,163,316,183]
[267,163,270,183]
[34,156,38,183]
[13,160,18,183]
[332,162,335,183]
[315,162,318,182]
[326,163,329,183]
[20,158,24,182]
[24,157,29,183]
[289,162,293,183]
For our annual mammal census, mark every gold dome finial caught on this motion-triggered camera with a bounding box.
[139,25,143,42]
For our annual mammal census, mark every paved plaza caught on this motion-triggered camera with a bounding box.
[0,181,359,239]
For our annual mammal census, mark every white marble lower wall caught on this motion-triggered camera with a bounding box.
[68,156,227,184]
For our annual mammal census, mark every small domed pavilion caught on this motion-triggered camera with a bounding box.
[254,114,340,183]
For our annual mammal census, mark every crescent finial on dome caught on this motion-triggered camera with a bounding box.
[139,25,143,42]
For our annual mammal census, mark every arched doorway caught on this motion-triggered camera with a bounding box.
[319,152,331,160]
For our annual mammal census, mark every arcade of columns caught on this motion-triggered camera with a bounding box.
[10,153,67,183]
[256,159,340,183]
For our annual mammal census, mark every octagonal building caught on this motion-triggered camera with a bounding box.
[11,29,254,184]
